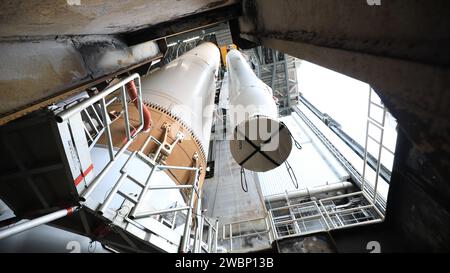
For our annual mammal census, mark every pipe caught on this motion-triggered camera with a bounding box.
[133,206,190,219]
[102,244,120,253]
[265,181,354,203]
[0,207,78,240]
[126,80,152,132]
[214,219,219,253]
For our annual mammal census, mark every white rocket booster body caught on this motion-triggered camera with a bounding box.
[141,42,221,155]
[227,49,292,172]
[87,43,220,225]
[0,43,224,252]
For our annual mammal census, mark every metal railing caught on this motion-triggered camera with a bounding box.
[55,74,145,201]
[220,215,275,253]
[90,131,219,253]
[56,93,106,148]
[92,131,203,252]
[270,201,327,239]
[56,73,143,126]
[54,73,218,253]
[268,90,393,240]
[194,216,219,253]
[269,192,384,240]
[293,105,387,214]
[80,102,105,148]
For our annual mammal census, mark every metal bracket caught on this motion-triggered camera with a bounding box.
[154,123,184,164]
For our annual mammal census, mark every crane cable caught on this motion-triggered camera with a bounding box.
[285,160,299,189]
[281,121,302,150]
[240,167,248,192]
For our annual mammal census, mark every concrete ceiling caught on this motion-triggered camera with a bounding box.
[0,0,240,124]
[0,0,238,38]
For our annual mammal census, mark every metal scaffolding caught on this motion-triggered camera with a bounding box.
[245,47,299,116]
[0,73,219,253]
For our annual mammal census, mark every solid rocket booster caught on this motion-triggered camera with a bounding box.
[227,49,292,172]
[103,42,220,195]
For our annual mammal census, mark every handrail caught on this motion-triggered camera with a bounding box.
[56,73,141,124]
[220,214,274,252]
[0,207,79,240]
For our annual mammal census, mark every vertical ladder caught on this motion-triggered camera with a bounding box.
[362,87,393,204]
[94,132,202,250]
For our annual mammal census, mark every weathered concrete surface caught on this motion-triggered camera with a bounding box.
[0,0,237,37]
[277,233,336,253]
[329,223,407,252]
[0,1,240,124]
[0,36,161,122]
[239,0,450,66]
[202,139,267,225]
[237,0,450,251]
[0,40,88,115]
[386,129,450,251]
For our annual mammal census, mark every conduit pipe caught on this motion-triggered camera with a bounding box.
[0,207,79,240]
[126,80,152,132]
[265,181,354,203]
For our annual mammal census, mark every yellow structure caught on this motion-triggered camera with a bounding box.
[220,44,237,66]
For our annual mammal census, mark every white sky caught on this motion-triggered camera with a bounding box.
[296,60,398,170]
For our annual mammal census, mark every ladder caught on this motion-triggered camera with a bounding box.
[94,133,222,253]
[55,73,218,253]
[362,87,394,204]
[293,105,387,213]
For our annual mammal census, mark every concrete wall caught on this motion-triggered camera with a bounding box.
[236,0,450,251]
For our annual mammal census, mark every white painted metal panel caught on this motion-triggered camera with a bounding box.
[258,115,350,197]
[56,114,94,192]
[140,42,220,154]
